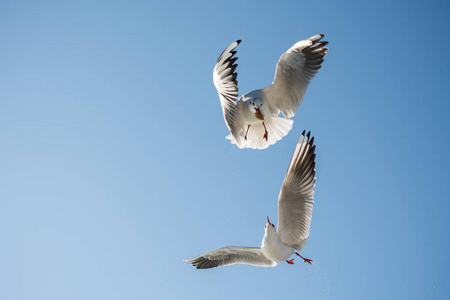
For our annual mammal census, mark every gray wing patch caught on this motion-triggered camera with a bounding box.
[263,34,328,118]
[213,40,245,148]
[277,131,316,249]
[185,246,276,269]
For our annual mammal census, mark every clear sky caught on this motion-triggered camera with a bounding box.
[1,0,449,299]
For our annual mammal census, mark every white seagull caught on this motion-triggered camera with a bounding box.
[213,34,328,149]
[185,131,316,269]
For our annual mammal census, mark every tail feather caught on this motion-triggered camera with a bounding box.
[226,117,293,149]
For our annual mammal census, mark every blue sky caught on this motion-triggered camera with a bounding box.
[1,0,449,299]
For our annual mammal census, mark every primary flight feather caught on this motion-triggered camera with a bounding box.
[213,34,328,149]
[185,130,317,269]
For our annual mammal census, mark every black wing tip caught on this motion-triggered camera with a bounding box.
[185,256,219,269]
[299,130,316,149]
[216,40,241,63]
[299,130,314,144]
[289,130,317,179]
[308,33,328,51]
[307,33,326,42]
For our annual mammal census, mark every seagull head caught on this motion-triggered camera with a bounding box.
[264,216,276,233]
[249,98,263,114]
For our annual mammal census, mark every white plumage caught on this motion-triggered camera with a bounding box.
[185,131,316,269]
[213,35,328,149]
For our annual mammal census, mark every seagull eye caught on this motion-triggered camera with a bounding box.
[272,224,274,228]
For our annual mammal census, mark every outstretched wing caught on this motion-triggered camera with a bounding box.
[213,40,245,148]
[262,34,328,118]
[185,246,276,269]
[277,131,316,250]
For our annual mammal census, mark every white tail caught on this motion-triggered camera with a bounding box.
[226,117,293,149]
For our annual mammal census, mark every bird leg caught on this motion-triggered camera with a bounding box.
[244,124,251,140]
[295,252,312,264]
[286,258,295,265]
[262,122,268,141]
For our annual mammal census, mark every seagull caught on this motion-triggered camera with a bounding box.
[185,131,316,269]
[213,34,328,149]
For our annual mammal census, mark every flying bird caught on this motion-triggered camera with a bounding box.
[213,34,328,149]
[185,131,316,269]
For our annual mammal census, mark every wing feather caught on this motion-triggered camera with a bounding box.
[277,131,316,249]
[185,246,276,269]
[262,34,328,118]
[213,41,245,148]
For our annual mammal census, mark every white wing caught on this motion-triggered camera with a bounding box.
[213,40,245,148]
[262,34,328,118]
[277,131,316,250]
[185,246,276,269]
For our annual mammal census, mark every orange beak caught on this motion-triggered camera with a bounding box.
[267,216,271,225]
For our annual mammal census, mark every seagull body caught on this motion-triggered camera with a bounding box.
[262,218,295,263]
[214,35,328,149]
[185,131,316,269]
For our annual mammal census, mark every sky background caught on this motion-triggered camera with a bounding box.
[1,0,449,299]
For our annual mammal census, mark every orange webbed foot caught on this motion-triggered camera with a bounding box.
[295,252,312,264]
[303,258,312,264]
[262,122,268,141]
[286,258,295,265]
[245,124,251,140]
